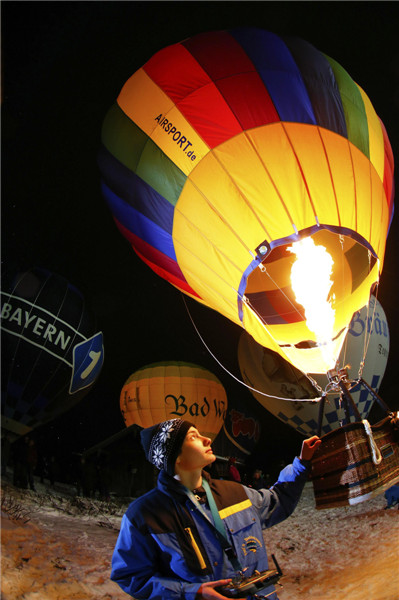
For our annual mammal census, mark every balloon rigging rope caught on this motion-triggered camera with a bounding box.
[338,235,349,370]
[181,295,322,402]
[255,265,304,318]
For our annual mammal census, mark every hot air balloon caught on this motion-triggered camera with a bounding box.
[120,362,227,440]
[237,295,390,436]
[214,395,262,458]
[1,267,104,437]
[98,28,394,375]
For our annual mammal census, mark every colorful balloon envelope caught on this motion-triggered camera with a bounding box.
[1,267,104,436]
[238,295,389,436]
[120,362,227,440]
[99,28,394,374]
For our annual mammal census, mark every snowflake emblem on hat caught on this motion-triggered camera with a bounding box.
[152,446,165,468]
[148,418,185,472]
[158,420,176,443]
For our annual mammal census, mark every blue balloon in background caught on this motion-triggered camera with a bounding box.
[1,267,104,436]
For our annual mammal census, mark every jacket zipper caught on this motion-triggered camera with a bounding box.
[184,527,207,570]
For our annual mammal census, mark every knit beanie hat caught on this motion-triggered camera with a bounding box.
[140,418,194,476]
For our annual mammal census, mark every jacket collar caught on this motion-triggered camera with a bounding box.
[157,468,211,499]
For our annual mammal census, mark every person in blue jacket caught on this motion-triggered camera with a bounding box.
[111,418,321,599]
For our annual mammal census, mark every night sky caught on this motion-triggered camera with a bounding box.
[2,2,399,461]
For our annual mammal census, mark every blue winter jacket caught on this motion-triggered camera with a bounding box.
[111,457,310,599]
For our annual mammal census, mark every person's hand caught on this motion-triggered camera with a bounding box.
[300,435,321,461]
[390,412,399,429]
[196,579,246,600]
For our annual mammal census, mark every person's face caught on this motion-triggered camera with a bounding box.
[175,427,215,472]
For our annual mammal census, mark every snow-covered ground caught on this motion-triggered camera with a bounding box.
[1,477,398,600]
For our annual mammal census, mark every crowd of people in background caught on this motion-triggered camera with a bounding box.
[205,454,272,489]
[1,434,112,500]
[1,431,275,500]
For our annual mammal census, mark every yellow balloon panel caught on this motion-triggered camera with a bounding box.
[212,131,296,241]
[173,180,247,323]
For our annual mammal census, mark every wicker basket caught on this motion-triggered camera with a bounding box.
[311,415,399,509]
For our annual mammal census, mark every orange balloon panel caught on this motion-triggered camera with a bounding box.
[120,362,227,440]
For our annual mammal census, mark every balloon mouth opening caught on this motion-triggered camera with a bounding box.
[244,229,379,374]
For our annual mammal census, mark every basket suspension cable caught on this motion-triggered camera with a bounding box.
[181,294,322,403]
[337,234,348,372]
[359,377,393,415]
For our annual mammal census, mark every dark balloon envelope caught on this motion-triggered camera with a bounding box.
[1,267,104,436]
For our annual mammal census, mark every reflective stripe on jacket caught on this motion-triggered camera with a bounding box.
[111,456,310,599]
